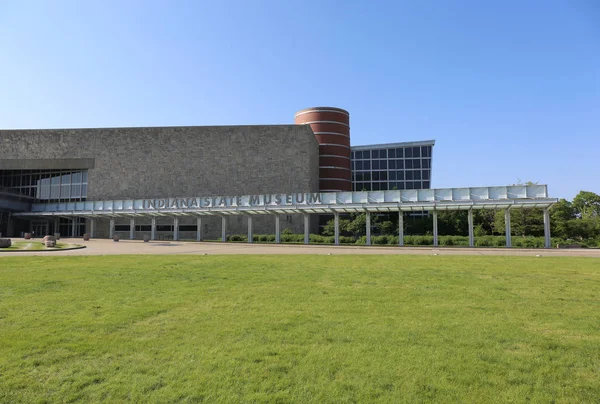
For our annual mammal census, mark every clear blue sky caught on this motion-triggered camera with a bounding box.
[1,1,598,200]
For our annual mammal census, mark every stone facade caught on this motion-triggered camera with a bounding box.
[0,125,320,238]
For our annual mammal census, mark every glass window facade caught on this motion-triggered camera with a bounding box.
[351,145,433,191]
[0,169,88,202]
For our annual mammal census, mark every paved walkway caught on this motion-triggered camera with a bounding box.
[1,238,599,257]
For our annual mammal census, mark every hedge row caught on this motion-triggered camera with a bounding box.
[225,234,600,248]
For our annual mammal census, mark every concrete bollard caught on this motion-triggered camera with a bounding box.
[113,234,120,242]
[24,233,31,240]
[83,234,90,241]
[143,235,150,243]
[0,238,12,248]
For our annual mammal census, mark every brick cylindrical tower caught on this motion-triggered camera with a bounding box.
[294,107,351,192]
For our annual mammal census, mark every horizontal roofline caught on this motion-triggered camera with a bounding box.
[351,140,436,150]
[0,124,306,132]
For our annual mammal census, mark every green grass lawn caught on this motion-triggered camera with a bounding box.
[3,241,72,251]
[0,255,598,403]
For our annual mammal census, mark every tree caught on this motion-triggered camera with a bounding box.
[550,199,576,239]
[493,208,544,237]
[322,213,375,238]
[572,191,600,219]
[473,209,498,235]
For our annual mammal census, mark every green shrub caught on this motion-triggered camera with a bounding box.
[355,236,366,245]
[414,236,433,246]
[373,235,388,245]
[475,236,494,247]
[281,234,303,243]
[339,236,355,244]
[441,237,455,246]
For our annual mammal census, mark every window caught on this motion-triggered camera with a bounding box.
[413,159,421,169]
[396,148,403,158]
[389,171,397,181]
[356,161,363,170]
[405,147,413,158]
[380,171,387,181]
[179,225,197,232]
[373,160,380,170]
[406,171,413,180]
[364,161,371,170]
[372,183,380,191]
[389,160,396,169]
[379,149,387,158]
[135,225,152,231]
[372,150,379,159]
[422,159,430,169]
[388,148,396,158]
[412,147,421,158]
[373,172,380,181]
[115,225,130,232]
[423,181,430,189]
[423,171,430,180]
[405,160,413,169]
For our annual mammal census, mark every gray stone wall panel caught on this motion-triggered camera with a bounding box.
[1,125,320,238]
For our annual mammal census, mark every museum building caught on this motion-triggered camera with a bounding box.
[0,107,556,247]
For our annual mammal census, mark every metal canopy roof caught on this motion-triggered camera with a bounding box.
[13,185,557,219]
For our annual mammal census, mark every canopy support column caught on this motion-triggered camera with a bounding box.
[173,217,179,241]
[196,217,202,242]
[505,209,512,247]
[304,213,310,245]
[275,215,281,244]
[334,212,340,246]
[109,218,114,239]
[151,217,156,240]
[366,211,371,246]
[398,211,404,246]
[221,216,226,242]
[543,207,551,248]
[130,218,135,240]
[71,218,77,238]
[468,208,474,247]
[247,216,253,243]
[433,211,438,247]
[90,218,96,238]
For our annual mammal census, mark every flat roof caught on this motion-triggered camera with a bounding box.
[351,140,436,150]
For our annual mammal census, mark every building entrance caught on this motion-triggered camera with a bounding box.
[31,221,49,238]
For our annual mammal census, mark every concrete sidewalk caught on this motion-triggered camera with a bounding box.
[1,238,599,257]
